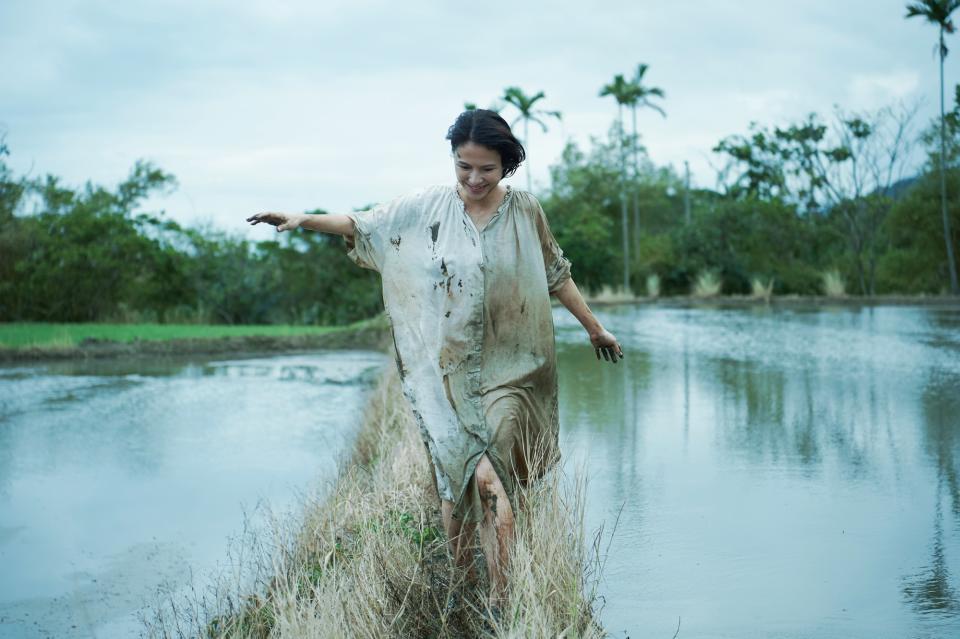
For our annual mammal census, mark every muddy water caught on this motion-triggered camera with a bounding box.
[0,351,386,638]
[555,304,960,638]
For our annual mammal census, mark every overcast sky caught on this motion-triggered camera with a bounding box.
[2,0,958,234]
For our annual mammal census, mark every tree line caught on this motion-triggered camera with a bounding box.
[1,90,956,327]
[543,98,959,298]
[2,1,959,324]
[0,145,381,324]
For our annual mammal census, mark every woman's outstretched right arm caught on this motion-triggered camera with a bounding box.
[246,212,355,238]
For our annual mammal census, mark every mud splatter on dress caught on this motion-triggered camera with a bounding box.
[346,184,571,522]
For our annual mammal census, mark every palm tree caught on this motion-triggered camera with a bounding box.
[627,64,666,258]
[907,0,960,294]
[464,100,504,113]
[600,74,634,292]
[501,87,561,192]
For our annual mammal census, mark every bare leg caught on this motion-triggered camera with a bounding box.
[441,499,478,583]
[474,454,515,608]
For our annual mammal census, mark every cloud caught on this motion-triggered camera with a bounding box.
[848,71,922,108]
[2,0,957,235]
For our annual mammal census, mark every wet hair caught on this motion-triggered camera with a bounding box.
[445,109,526,178]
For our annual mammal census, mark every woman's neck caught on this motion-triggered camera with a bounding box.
[459,184,508,212]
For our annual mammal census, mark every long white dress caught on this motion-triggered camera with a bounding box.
[346,184,571,522]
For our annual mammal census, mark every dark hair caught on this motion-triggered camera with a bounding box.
[445,109,526,178]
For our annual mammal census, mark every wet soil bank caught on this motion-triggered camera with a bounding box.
[584,293,960,307]
[0,322,392,364]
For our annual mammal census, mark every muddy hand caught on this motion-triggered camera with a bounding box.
[590,328,624,363]
[246,212,300,232]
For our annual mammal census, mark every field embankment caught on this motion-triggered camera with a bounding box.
[6,294,958,361]
[145,368,604,638]
[0,318,391,363]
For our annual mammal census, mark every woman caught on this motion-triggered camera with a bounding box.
[247,109,623,612]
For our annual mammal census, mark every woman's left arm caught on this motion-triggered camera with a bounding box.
[552,278,624,363]
[526,192,623,363]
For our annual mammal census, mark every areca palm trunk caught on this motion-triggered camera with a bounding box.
[631,105,641,260]
[939,26,960,294]
[524,118,532,192]
[619,103,630,293]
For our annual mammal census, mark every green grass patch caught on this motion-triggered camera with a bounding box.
[0,322,343,350]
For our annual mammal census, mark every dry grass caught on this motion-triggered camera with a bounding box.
[821,269,847,298]
[750,277,774,302]
[494,470,606,638]
[692,270,722,298]
[645,274,661,299]
[586,285,635,304]
[144,369,605,638]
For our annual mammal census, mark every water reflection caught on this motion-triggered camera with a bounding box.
[902,479,960,617]
[554,304,960,638]
[902,375,960,620]
[558,345,653,506]
[920,377,960,522]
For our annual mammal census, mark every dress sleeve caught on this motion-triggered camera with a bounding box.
[344,190,421,272]
[529,194,572,293]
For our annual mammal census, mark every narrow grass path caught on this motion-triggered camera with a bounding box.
[145,370,604,638]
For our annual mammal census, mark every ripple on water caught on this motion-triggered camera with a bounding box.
[556,305,960,379]
[0,349,389,639]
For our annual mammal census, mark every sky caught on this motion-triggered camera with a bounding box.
[2,0,958,235]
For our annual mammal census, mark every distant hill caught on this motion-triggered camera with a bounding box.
[880,174,920,199]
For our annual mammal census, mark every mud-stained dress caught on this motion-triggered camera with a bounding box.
[345,184,571,523]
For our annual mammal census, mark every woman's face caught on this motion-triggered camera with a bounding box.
[454,142,503,202]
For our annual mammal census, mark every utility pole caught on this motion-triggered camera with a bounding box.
[683,161,691,224]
